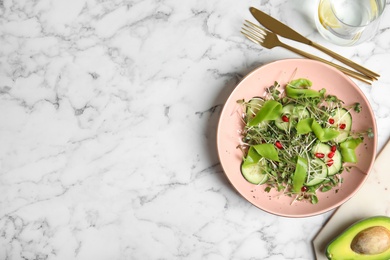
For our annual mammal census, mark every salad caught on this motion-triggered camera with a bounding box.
[238,78,373,204]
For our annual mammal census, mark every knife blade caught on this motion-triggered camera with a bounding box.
[249,7,379,79]
[250,7,311,45]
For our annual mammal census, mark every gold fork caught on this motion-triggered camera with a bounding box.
[241,20,373,85]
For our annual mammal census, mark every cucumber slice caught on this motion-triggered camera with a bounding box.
[275,104,310,131]
[246,97,264,120]
[305,158,328,186]
[241,160,268,185]
[246,97,268,130]
[329,150,342,175]
[329,108,352,143]
[241,146,268,184]
[312,143,342,176]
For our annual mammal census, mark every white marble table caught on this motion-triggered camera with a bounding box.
[1,0,389,259]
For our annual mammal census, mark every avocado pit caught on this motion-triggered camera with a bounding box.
[351,226,390,255]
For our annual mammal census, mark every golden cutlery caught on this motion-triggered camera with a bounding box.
[249,7,379,80]
[241,20,373,85]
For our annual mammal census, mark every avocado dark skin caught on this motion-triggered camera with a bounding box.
[326,216,390,260]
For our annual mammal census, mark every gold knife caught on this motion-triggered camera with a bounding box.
[249,7,379,80]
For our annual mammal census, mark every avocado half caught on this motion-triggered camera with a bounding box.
[326,216,390,260]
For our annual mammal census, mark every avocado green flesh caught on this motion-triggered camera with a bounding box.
[326,216,390,260]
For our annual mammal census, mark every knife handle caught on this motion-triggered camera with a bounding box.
[279,42,373,85]
[310,42,379,80]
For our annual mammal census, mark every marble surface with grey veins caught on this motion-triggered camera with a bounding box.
[0,0,390,259]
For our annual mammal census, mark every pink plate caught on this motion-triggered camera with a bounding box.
[217,59,377,217]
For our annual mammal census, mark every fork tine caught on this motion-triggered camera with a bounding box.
[242,26,264,41]
[241,30,262,46]
[241,20,269,47]
[243,20,268,36]
[241,27,264,43]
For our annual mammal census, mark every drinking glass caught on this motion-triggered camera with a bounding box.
[315,0,386,46]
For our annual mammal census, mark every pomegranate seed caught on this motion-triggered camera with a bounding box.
[275,141,283,149]
[315,153,325,158]
[331,145,337,152]
[327,159,334,167]
[339,123,346,130]
[282,115,289,122]
[301,186,308,192]
[328,152,335,158]
[329,118,335,124]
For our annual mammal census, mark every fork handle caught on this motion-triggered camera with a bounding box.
[311,42,379,79]
[279,42,373,85]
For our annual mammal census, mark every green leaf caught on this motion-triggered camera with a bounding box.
[248,100,282,126]
[285,78,320,99]
[288,78,313,89]
[244,146,262,163]
[354,103,362,113]
[296,118,340,142]
[296,118,313,134]
[321,185,332,192]
[286,86,321,99]
[340,138,363,163]
[292,156,308,193]
[311,195,319,204]
[253,143,280,162]
[312,120,339,142]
